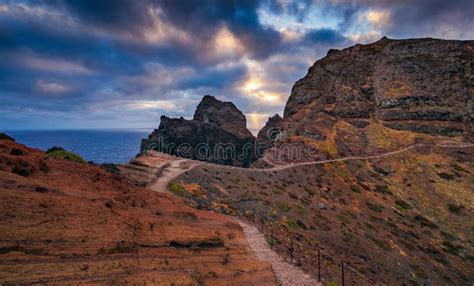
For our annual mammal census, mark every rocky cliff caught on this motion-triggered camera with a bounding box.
[257,114,283,149]
[284,37,473,140]
[141,95,258,167]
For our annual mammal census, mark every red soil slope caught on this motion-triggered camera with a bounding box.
[0,137,275,285]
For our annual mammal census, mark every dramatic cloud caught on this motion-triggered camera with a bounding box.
[0,0,473,131]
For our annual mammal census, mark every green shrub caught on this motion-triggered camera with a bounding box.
[295,203,305,215]
[286,218,298,228]
[46,148,85,163]
[276,201,290,212]
[441,241,463,256]
[296,220,307,230]
[447,204,463,214]
[350,185,361,193]
[272,189,282,195]
[304,187,315,196]
[0,132,15,141]
[413,215,439,229]
[374,185,391,194]
[46,146,65,153]
[366,201,384,212]
[288,192,298,200]
[395,199,412,211]
[437,172,455,180]
[451,163,466,173]
[168,183,187,196]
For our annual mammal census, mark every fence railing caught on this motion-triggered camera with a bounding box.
[243,209,378,286]
[1,212,379,285]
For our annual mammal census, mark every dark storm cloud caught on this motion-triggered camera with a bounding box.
[303,28,346,45]
[375,0,474,39]
[53,0,284,59]
[157,0,283,59]
[1,0,473,130]
[54,0,155,31]
[179,65,248,90]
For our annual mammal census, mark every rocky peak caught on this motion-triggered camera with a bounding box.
[193,95,252,138]
[284,37,473,139]
[193,95,245,125]
[141,95,257,167]
[257,114,283,148]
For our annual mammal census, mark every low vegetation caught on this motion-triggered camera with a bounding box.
[46,146,86,163]
[168,183,187,196]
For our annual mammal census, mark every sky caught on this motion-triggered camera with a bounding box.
[1,0,473,132]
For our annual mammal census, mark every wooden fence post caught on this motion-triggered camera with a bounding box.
[290,239,293,264]
[317,245,321,282]
[270,229,274,250]
[341,262,345,286]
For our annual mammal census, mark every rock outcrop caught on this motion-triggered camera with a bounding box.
[141,95,258,167]
[257,114,283,148]
[284,37,473,139]
[0,137,276,285]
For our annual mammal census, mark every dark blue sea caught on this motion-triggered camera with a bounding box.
[5,130,151,164]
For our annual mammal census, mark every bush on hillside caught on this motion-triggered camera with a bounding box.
[46,147,86,164]
[0,132,15,141]
[46,146,66,153]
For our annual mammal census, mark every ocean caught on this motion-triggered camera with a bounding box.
[5,129,152,164]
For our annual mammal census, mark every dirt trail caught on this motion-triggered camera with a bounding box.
[148,160,200,192]
[144,142,474,190]
[200,142,474,172]
[237,219,322,286]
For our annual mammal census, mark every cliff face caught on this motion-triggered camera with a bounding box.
[0,136,275,285]
[141,95,257,167]
[257,114,283,149]
[284,37,473,139]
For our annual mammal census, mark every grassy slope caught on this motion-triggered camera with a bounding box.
[169,125,473,285]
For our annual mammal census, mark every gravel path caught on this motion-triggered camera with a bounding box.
[237,219,322,286]
[149,160,200,193]
[195,142,474,173]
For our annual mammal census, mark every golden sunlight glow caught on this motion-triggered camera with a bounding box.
[241,77,283,105]
[365,10,390,26]
[254,90,282,103]
[349,31,381,43]
[246,113,271,134]
[213,26,246,56]
[243,77,262,93]
[280,28,302,42]
[142,7,190,44]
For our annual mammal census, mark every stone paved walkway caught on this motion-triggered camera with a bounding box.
[237,219,322,286]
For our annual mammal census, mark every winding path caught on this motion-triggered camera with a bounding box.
[198,142,474,173]
[148,160,200,193]
[141,142,474,191]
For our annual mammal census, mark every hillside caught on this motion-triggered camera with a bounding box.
[142,38,474,285]
[0,135,276,285]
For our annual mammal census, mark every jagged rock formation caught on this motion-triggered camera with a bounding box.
[0,136,276,285]
[141,95,257,167]
[257,114,283,149]
[284,37,473,139]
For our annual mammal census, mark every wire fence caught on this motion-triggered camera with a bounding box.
[243,208,379,286]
